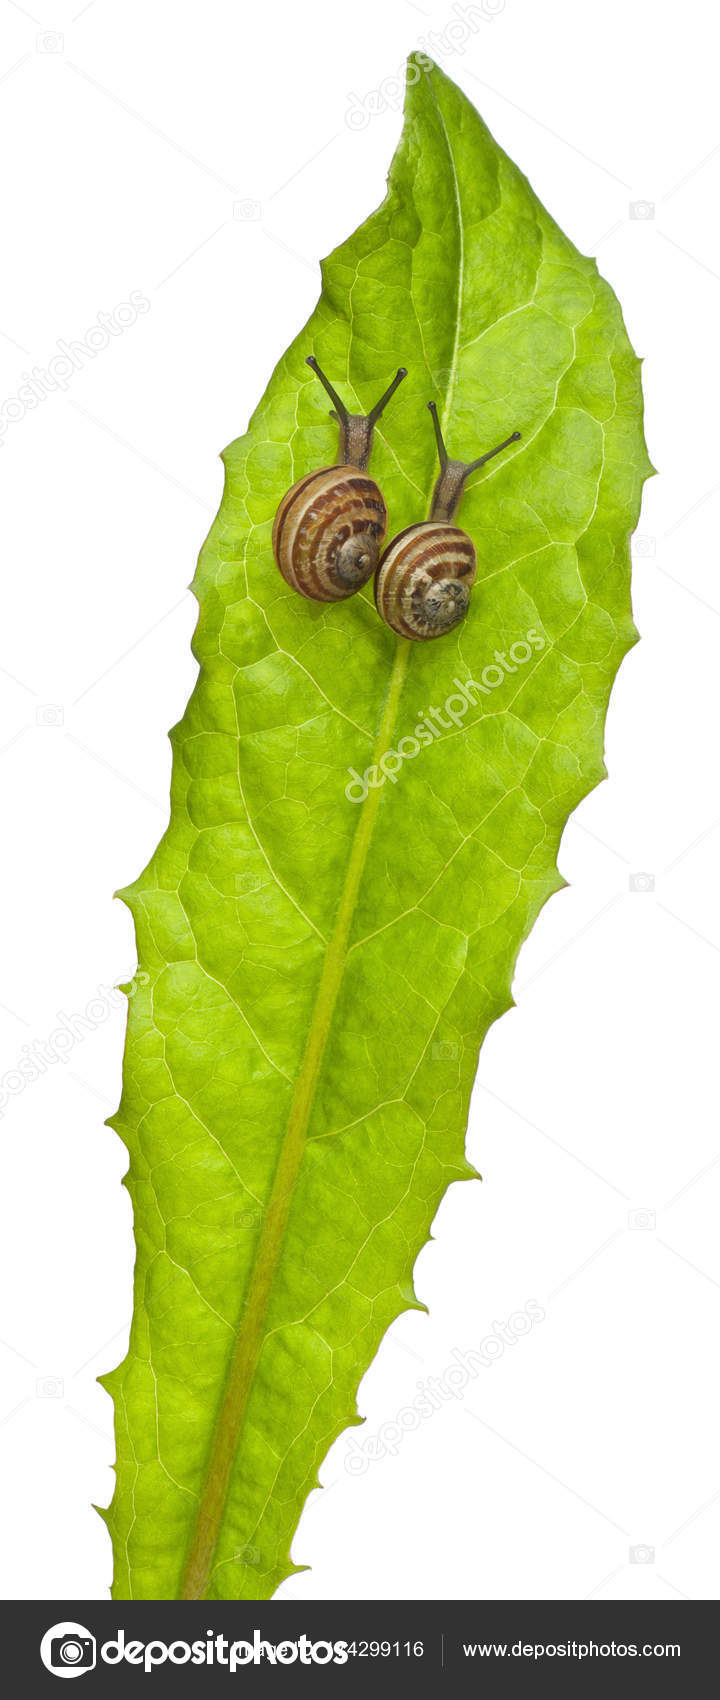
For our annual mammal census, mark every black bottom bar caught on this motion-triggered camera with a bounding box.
[8,1598,716,1693]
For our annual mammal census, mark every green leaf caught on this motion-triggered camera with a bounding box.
[102,56,651,1600]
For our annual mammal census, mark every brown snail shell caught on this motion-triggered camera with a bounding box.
[272,465,388,603]
[374,522,477,640]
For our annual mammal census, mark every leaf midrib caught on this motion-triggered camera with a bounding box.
[179,80,464,1602]
[179,636,411,1597]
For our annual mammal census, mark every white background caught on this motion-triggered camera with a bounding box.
[0,0,718,1604]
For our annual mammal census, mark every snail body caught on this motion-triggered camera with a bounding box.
[374,403,520,641]
[272,356,406,603]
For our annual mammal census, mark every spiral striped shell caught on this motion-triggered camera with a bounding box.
[374,522,477,640]
[272,466,388,603]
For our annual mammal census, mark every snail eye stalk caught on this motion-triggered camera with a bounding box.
[305,355,407,471]
[427,401,521,524]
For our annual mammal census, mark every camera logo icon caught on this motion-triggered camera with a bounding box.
[628,1208,656,1232]
[629,200,655,220]
[234,1206,263,1230]
[633,534,656,559]
[36,704,64,727]
[40,1623,96,1678]
[629,1543,655,1564]
[36,32,65,54]
[629,871,655,893]
[36,1375,64,1399]
[236,873,261,894]
[233,199,262,221]
[432,1040,459,1060]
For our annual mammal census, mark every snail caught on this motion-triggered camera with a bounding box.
[272,355,407,603]
[374,402,520,641]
